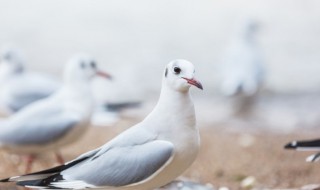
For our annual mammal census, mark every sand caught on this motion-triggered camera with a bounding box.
[0,118,319,190]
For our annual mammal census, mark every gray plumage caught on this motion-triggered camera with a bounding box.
[0,104,79,145]
[0,46,60,113]
[62,140,173,187]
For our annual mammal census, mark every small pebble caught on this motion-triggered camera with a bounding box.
[158,180,215,190]
[241,176,256,189]
[238,134,255,148]
[301,184,320,190]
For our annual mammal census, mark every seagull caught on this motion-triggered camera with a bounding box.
[0,46,60,114]
[0,46,138,123]
[0,59,203,190]
[91,74,143,126]
[220,19,265,114]
[285,138,320,162]
[0,54,112,173]
[91,101,142,127]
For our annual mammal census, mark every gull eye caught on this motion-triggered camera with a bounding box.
[173,67,181,75]
[90,61,96,69]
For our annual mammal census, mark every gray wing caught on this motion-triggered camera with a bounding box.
[8,90,54,112]
[4,73,60,111]
[58,140,174,188]
[0,108,80,145]
[2,72,60,111]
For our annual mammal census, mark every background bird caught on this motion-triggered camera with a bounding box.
[91,72,142,127]
[0,46,60,115]
[0,46,140,125]
[220,18,265,116]
[0,59,203,190]
[285,138,320,162]
[0,54,111,173]
[91,101,141,126]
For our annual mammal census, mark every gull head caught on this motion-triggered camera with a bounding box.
[164,59,203,92]
[0,46,24,75]
[239,18,259,40]
[64,54,112,84]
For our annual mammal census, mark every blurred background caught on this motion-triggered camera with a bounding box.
[0,0,320,189]
[1,0,320,130]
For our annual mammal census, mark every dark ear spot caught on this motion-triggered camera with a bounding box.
[165,68,168,77]
[80,62,86,69]
[90,61,96,69]
[3,53,11,60]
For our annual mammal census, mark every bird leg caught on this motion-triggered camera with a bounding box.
[25,155,35,174]
[55,151,64,165]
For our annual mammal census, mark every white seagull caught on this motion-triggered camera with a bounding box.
[0,59,203,190]
[220,19,265,114]
[0,54,111,173]
[0,46,60,114]
[285,138,320,162]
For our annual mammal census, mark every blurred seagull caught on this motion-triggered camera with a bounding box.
[220,19,265,114]
[91,75,142,126]
[0,46,60,114]
[92,101,141,126]
[0,54,112,173]
[0,59,203,190]
[285,138,320,162]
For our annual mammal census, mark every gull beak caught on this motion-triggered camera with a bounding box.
[182,77,203,90]
[96,70,112,80]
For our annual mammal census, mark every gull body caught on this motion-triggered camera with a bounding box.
[0,55,111,172]
[0,47,60,114]
[220,19,265,115]
[221,19,264,97]
[1,59,203,190]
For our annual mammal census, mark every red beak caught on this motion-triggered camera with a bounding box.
[96,70,112,80]
[182,77,203,90]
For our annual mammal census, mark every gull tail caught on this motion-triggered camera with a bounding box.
[221,82,243,97]
[17,174,66,189]
[284,139,320,151]
[104,101,141,112]
[0,156,88,183]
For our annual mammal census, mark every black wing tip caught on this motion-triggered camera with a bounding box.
[17,174,65,189]
[284,141,297,149]
[285,139,320,149]
[17,180,37,187]
[0,177,11,183]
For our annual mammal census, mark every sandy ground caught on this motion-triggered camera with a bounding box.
[0,116,319,190]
